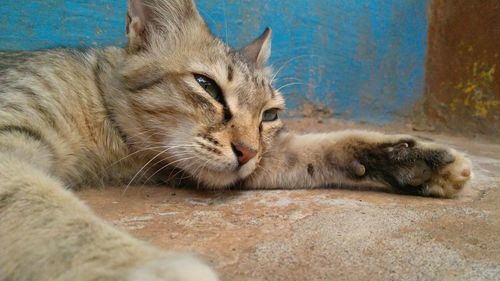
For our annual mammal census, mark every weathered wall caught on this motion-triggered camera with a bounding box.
[0,0,429,124]
[423,0,499,136]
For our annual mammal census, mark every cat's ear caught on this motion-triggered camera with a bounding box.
[126,0,204,53]
[239,28,272,68]
[126,0,151,52]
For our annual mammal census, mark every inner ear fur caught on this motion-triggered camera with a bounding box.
[239,27,272,68]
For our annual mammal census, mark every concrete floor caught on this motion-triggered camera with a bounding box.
[78,119,500,281]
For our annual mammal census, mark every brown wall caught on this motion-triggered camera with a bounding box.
[424,0,500,136]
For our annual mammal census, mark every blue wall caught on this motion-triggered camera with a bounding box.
[0,0,428,123]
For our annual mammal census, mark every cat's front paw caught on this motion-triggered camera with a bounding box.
[355,137,472,198]
[127,254,219,281]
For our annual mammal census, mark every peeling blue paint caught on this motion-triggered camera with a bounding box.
[0,0,428,123]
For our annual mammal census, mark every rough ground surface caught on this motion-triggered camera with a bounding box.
[78,119,500,281]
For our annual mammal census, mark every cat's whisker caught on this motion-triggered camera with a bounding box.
[109,146,167,166]
[139,151,196,184]
[179,152,214,180]
[136,149,199,183]
[186,157,212,183]
[144,156,198,185]
[123,144,198,193]
[109,143,196,167]
[170,161,197,181]
[276,82,304,92]
[271,54,318,83]
[162,159,199,184]
[123,149,170,194]
[222,0,229,43]
[275,77,304,84]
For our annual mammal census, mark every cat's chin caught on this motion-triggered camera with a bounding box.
[195,168,240,188]
[193,159,258,188]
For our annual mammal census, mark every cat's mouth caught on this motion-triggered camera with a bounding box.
[161,138,261,187]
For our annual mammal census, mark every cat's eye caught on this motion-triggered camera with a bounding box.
[194,74,223,103]
[262,108,279,122]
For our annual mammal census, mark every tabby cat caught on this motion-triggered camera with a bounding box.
[0,0,472,280]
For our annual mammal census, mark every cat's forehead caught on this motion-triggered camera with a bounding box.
[191,41,269,82]
[187,41,280,109]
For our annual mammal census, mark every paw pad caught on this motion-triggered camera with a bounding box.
[350,160,366,176]
[461,167,471,177]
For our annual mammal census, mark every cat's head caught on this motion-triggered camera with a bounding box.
[116,0,285,187]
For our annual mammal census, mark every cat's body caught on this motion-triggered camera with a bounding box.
[0,1,472,280]
[0,49,137,186]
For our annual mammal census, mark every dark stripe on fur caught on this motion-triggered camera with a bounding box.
[227,65,234,81]
[11,86,58,128]
[268,84,275,98]
[0,125,56,156]
[0,125,44,142]
[197,141,222,155]
[307,164,315,177]
[21,68,57,94]
[93,55,129,144]
[1,103,24,113]
[126,76,167,93]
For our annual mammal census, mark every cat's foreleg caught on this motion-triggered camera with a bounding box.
[0,131,218,281]
[244,130,472,198]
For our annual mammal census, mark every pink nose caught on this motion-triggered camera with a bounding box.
[231,143,257,166]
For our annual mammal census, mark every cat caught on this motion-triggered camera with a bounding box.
[0,0,472,280]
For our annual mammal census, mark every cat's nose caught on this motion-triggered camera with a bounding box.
[231,142,257,166]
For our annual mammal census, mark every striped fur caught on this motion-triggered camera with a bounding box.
[0,0,471,280]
